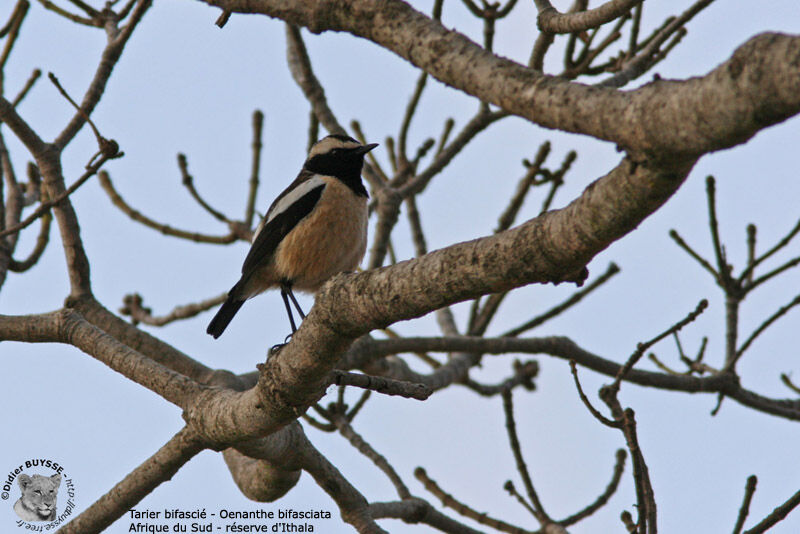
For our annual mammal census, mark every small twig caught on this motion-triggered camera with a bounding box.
[48,72,120,161]
[397,71,428,167]
[503,480,538,518]
[621,510,638,533]
[705,176,730,283]
[647,353,683,375]
[732,475,758,534]
[503,262,620,337]
[742,486,800,534]
[329,370,432,400]
[435,118,455,156]
[463,359,539,397]
[502,389,551,524]
[735,293,800,359]
[301,412,336,432]
[284,23,345,136]
[35,0,96,28]
[215,8,232,28]
[245,109,263,227]
[8,211,51,272]
[495,141,551,233]
[117,0,138,20]
[627,1,642,58]
[559,448,627,526]
[65,0,100,17]
[346,390,371,421]
[669,228,719,281]
[98,171,238,244]
[177,153,229,222]
[1,0,28,66]
[610,299,708,392]
[540,150,576,213]
[0,152,116,238]
[415,467,536,534]
[780,374,800,395]
[120,292,227,327]
[740,216,800,283]
[603,403,656,534]
[12,68,41,107]
[0,0,28,39]
[599,0,715,87]
[569,361,619,428]
[330,413,411,499]
[745,254,800,293]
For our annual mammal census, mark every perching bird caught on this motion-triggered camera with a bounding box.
[207,134,377,339]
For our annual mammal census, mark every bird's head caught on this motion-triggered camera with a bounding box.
[304,135,378,181]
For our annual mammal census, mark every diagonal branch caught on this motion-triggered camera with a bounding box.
[200,0,800,159]
[58,426,207,534]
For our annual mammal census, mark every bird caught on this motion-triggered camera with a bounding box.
[207,134,377,339]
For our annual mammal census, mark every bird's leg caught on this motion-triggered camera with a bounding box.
[285,286,306,319]
[270,289,298,356]
[280,287,298,334]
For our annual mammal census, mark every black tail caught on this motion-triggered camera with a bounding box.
[207,296,245,338]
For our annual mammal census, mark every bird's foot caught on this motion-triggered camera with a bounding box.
[268,333,295,357]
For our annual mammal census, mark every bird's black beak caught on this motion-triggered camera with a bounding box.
[353,143,379,155]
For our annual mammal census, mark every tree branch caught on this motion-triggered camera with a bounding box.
[200,0,800,159]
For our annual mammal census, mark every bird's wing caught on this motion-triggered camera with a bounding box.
[241,171,326,278]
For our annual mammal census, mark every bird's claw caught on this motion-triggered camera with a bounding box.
[268,333,294,357]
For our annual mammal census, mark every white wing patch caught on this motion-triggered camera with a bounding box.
[251,175,327,243]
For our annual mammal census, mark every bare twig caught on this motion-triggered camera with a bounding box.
[415,467,536,534]
[0,152,117,238]
[669,228,720,281]
[329,413,411,499]
[12,68,41,107]
[780,374,800,395]
[599,0,715,88]
[0,0,28,69]
[609,299,708,392]
[120,292,227,327]
[329,370,432,400]
[177,153,229,223]
[502,389,551,524]
[245,109,263,227]
[569,360,618,428]
[739,216,800,283]
[559,448,627,526]
[8,211,51,272]
[736,293,800,358]
[98,170,239,244]
[733,475,758,534]
[503,262,620,337]
[742,486,800,534]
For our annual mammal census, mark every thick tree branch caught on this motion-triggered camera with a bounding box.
[0,308,208,408]
[200,0,800,160]
[58,426,207,534]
